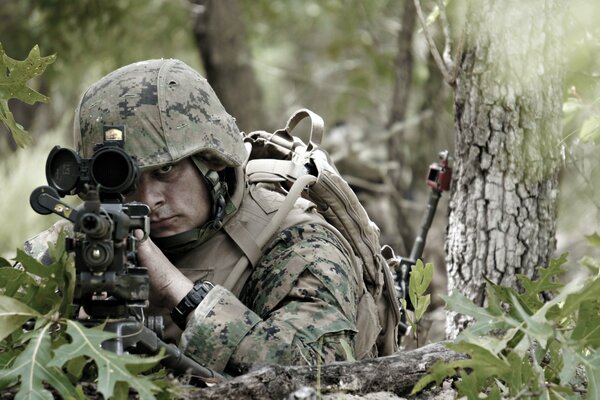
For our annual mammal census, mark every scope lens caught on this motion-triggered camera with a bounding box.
[90,147,137,194]
[46,147,81,195]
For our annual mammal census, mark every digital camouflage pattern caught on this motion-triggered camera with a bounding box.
[23,220,72,265]
[24,58,374,376]
[73,59,247,169]
[180,223,359,373]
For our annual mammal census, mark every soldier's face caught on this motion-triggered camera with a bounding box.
[126,158,212,238]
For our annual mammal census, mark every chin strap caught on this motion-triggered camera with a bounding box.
[191,155,230,230]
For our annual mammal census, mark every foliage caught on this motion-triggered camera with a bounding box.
[413,236,600,399]
[0,234,169,399]
[400,259,433,346]
[0,43,55,147]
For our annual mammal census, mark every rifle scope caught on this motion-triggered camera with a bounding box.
[45,126,138,198]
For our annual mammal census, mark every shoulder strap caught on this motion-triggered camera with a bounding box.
[222,174,318,291]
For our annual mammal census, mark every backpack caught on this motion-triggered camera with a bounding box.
[239,109,401,357]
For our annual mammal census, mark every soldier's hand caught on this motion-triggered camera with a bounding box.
[134,230,193,309]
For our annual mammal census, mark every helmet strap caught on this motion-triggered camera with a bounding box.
[190,155,232,230]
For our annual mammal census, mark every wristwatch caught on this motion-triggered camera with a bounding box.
[171,281,214,330]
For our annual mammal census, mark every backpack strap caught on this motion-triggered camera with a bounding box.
[223,219,263,267]
[246,159,306,184]
[222,174,318,291]
[275,108,324,152]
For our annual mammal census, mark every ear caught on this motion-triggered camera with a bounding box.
[206,162,226,172]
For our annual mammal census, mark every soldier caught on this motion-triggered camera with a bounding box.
[26,59,387,375]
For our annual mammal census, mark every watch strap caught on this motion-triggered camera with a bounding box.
[171,281,214,330]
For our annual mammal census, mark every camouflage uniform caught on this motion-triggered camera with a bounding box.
[25,59,369,375]
[180,223,360,373]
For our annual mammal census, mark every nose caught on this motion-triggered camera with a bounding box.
[128,175,164,213]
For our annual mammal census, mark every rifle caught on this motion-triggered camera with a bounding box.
[29,126,224,384]
[396,150,452,336]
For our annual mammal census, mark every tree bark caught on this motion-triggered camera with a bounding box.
[446,0,564,338]
[192,0,266,133]
[185,342,464,399]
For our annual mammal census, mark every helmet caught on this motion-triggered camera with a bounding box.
[73,59,247,169]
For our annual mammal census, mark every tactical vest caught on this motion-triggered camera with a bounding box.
[154,172,385,358]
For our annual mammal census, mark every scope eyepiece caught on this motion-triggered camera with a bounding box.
[90,145,137,195]
[44,126,138,198]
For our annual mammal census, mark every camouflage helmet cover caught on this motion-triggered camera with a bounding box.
[74,59,247,169]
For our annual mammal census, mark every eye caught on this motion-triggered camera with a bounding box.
[155,164,174,176]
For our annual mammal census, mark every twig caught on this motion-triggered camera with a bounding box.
[436,0,453,70]
[413,0,454,86]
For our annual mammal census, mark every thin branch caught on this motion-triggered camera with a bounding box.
[413,0,454,86]
[436,0,454,70]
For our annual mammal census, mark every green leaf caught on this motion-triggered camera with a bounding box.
[0,295,40,342]
[0,257,11,268]
[580,115,600,144]
[411,358,460,394]
[408,260,433,323]
[570,300,600,349]
[585,364,600,400]
[442,291,495,322]
[446,342,511,377]
[10,233,75,317]
[560,273,600,320]
[339,338,356,362]
[65,356,88,381]
[516,253,567,310]
[0,323,76,399]
[0,267,37,297]
[48,320,161,400]
[586,233,600,248]
[580,255,600,275]
[559,345,578,386]
[0,43,56,148]
[13,249,53,279]
[415,294,431,321]
[511,294,553,349]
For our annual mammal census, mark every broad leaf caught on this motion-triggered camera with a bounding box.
[442,291,496,322]
[411,358,460,394]
[585,363,600,400]
[14,249,54,279]
[511,294,553,350]
[570,300,600,349]
[0,323,76,399]
[0,267,37,297]
[0,43,55,147]
[49,320,161,400]
[580,115,600,144]
[0,296,40,342]
[517,254,567,296]
[586,233,600,248]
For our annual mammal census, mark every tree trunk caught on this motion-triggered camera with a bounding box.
[192,0,266,133]
[185,342,464,399]
[446,0,564,338]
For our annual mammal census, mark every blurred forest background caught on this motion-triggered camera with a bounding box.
[1,0,599,344]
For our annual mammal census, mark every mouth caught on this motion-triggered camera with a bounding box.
[150,216,175,228]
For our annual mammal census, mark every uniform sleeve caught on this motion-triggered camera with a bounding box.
[179,223,361,373]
